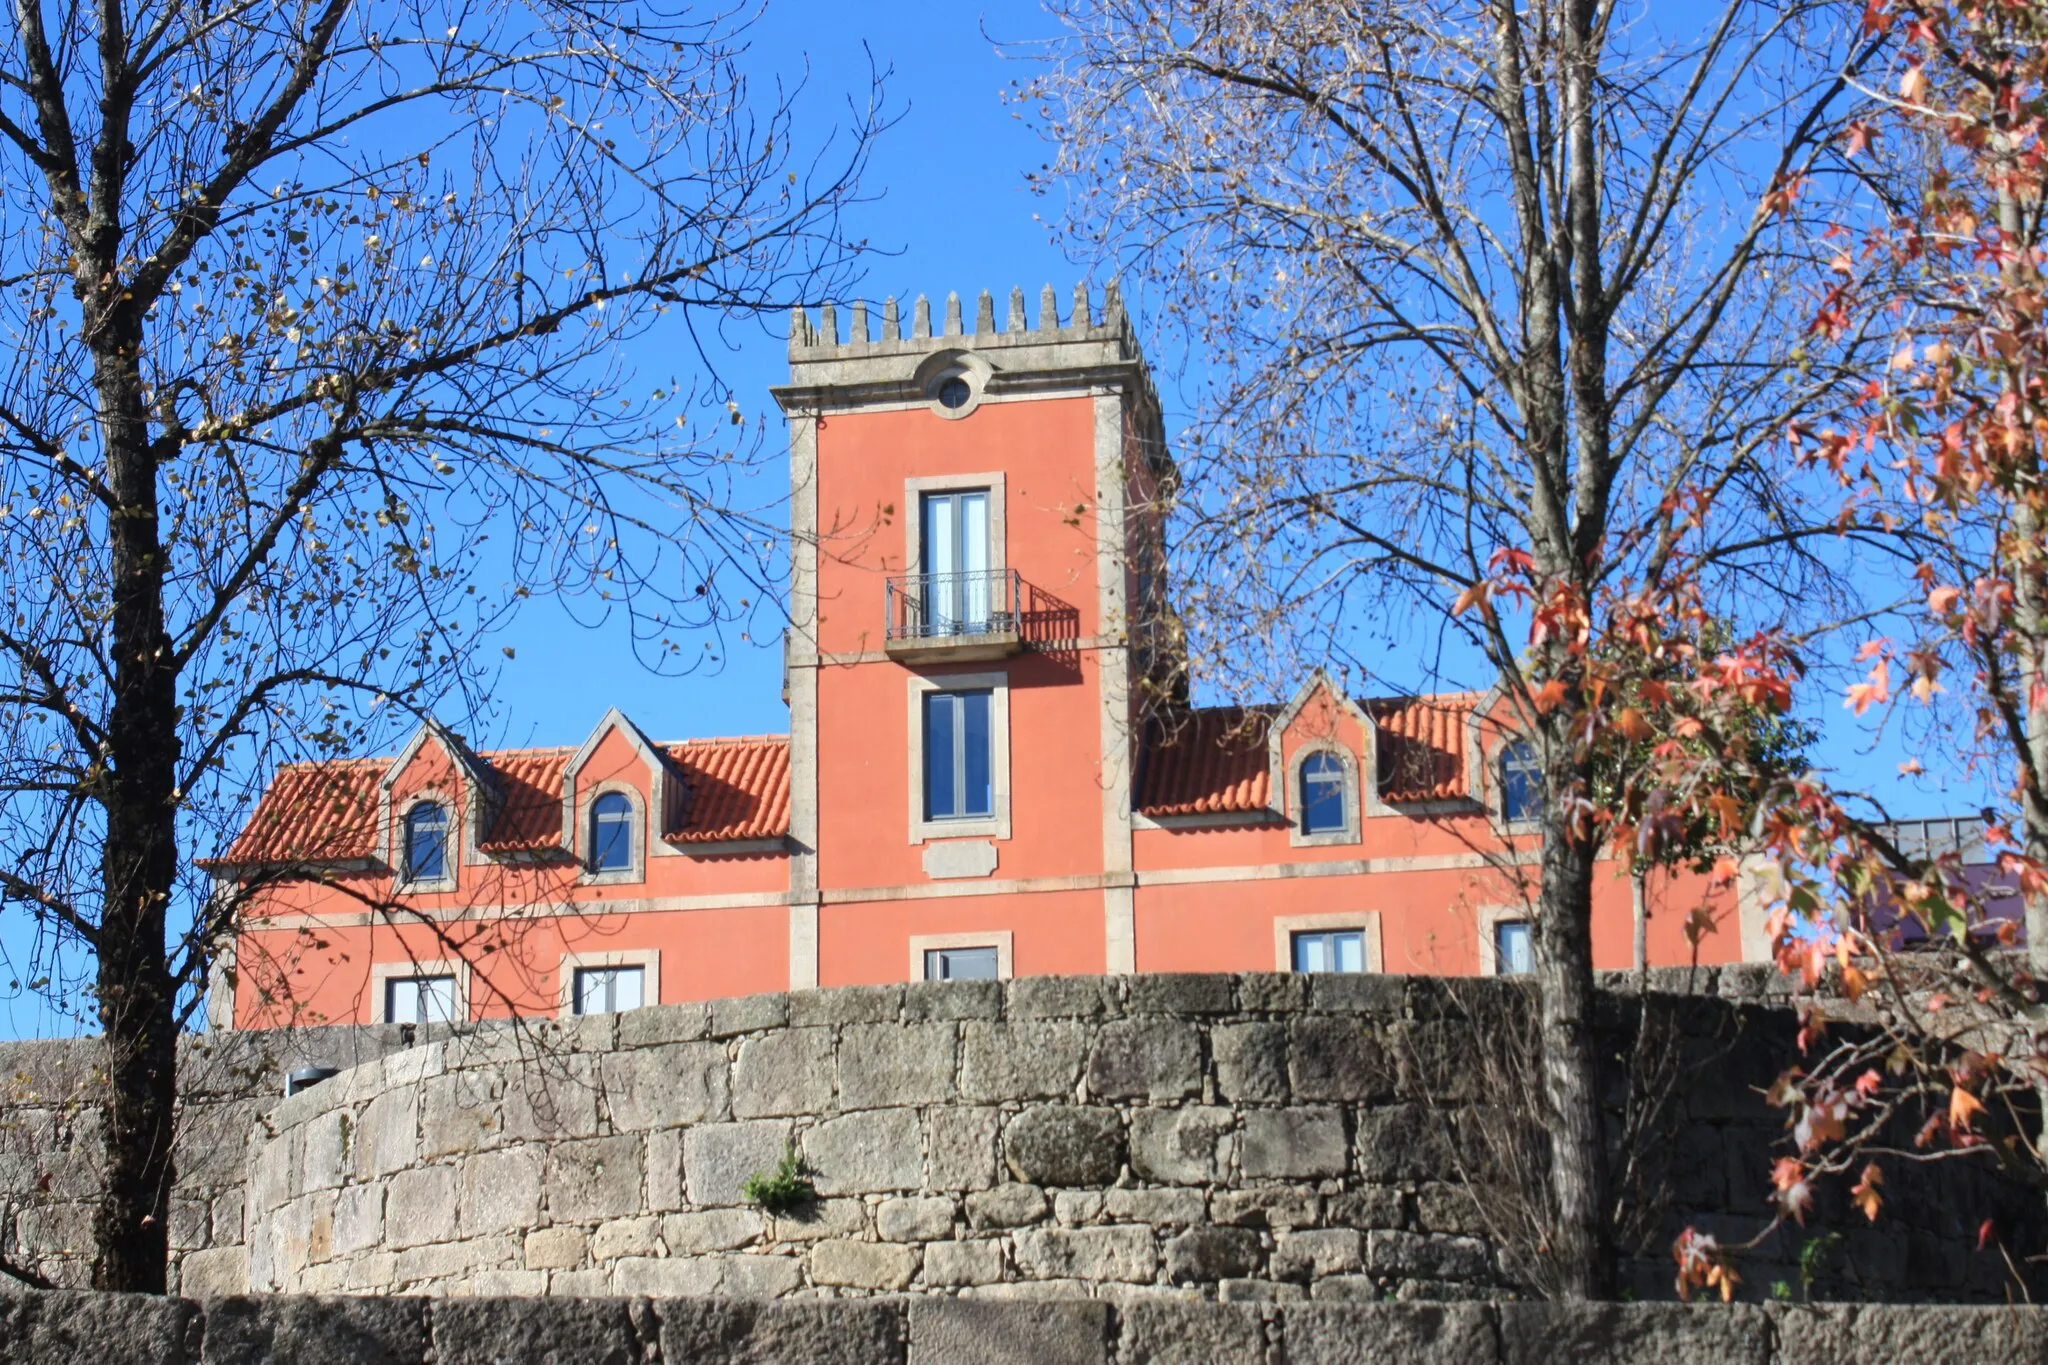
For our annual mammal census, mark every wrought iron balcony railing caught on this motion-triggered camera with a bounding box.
[885,569,1023,655]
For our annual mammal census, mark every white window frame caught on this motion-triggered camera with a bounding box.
[394,792,458,893]
[909,931,1014,982]
[907,671,1012,844]
[1478,906,1536,976]
[371,958,470,1025]
[1494,737,1544,834]
[578,782,647,886]
[558,949,661,1016]
[1288,743,1361,848]
[904,473,1007,581]
[1272,912,1383,974]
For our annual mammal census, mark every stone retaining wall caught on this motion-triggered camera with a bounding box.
[231,972,2038,1303]
[6,1290,2048,1364]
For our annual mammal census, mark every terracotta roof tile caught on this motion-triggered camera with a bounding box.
[220,760,383,865]
[222,735,791,867]
[474,748,572,853]
[1137,707,1274,817]
[1369,693,1481,803]
[664,736,791,844]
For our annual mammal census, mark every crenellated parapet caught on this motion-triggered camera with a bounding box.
[788,282,1132,360]
[775,283,1160,420]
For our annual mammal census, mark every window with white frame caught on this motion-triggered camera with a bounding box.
[589,790,637,873]
[1292,929,1365,974]
[1499,739,1542,824]
[385,974,457,1024]
[1299,751,1349,835]
[923,689,994,822]
[573,965,646,1015]
[923,945,1000,980]
[401,801,450,884]
[1493,919,1534,975]
[921,489,992,635]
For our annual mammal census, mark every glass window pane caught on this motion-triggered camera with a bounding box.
[592,792,635,871]
[924,693,958,819]
[1496,921,1534,975]
[575,966,645,1015]
[925,946,999,980]
[962,691,993,817]
[1293,930,1364,973]
[387,975,456,1023]
[405,803,447,881]
[1501,742,1541,823]
[1301,753,1347,834]
[421,976,456,1022]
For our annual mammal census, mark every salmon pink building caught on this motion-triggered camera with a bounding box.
[214,285,1761,1030]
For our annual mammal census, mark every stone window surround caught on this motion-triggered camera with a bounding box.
[369,956,470,1024]
[577,780,648,887]
[558,948,661,1015]
[902,472,1007,581]
[1489,736,1544,837]
[906,669,1013,845]
[908,930,1014,982]
[1477,904,1533,976]
[1287,742,1362,849]
[392,790,458,894]
[1272,911,1384,974]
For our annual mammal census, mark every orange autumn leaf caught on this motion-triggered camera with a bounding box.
[1949,1085,1986,1132]
[1850,1163,1884,1222]
[1532,679,1568,713]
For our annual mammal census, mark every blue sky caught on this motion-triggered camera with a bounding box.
[0,1,1974,1038]
[474,1,1074,754]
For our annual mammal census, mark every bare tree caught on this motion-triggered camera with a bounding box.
[0,0,880,1291]
[1024,0,1905,1296]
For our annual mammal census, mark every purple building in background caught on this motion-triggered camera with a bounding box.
[1865,816,2027,949]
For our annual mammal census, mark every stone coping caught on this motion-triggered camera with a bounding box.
[5,1291,2046,1365]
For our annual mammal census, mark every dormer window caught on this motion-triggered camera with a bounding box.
[402,802,449,884]
[591,791,636,873]
[1300,752,1348,835]
[1500,740,1542,825]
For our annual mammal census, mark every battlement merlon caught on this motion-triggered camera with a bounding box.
[771,283,1166,448]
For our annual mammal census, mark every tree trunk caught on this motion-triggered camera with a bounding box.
[92,316,180,1294]
[1632,866,1649,984]
[1536,731,1615,1300]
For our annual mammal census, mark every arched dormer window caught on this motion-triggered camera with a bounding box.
[1300,752,1348,835]
[1500,740,1542,824]
[590,790,637,874]
[402,801,450,884]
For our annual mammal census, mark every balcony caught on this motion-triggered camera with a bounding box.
[885,569,1025,662]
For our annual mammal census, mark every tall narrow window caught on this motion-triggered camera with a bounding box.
[1494,920,1535,975]
[402,802,448,883]
[385,974,456,1024]
[921,489,990,634]
[574,965,645,1015]
[1299,752,1349,835]
[1500,740,1542,824]
[590,791,636,873]
[923,689,994,821]
[1292,930,1365,973]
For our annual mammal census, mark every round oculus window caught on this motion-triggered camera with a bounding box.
[937,376,973,410]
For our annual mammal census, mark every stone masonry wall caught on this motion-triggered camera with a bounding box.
[7,1290,2048,1365]
[228,971,2041,1304]
[1,1024,422,1294]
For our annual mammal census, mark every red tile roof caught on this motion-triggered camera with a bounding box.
[1135,693,1485,818]
[474,748,573,853]
[1370,693,1482,803]
[1137,707,1273,817]
[220,760,383,864]
[664,736,791,844]
[222,735,791,866]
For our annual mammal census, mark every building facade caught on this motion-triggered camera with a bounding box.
[216,286,1755,1030]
